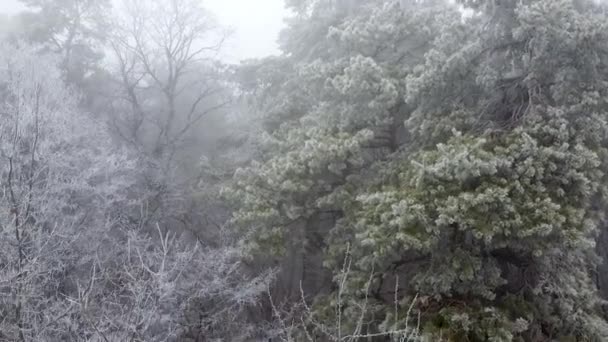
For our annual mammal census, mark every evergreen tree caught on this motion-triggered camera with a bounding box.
[229,0,608,340]
[17,0,110,85]
[226,0,452,300]
[332,0,608,340]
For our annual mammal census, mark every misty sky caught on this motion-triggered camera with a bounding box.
[1,0,287,62]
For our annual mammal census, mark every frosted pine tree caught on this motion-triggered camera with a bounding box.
[230,0,608,340]
[326,0,608,340]
[226,0,453,307]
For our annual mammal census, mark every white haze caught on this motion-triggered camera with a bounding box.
[0,0,287,62]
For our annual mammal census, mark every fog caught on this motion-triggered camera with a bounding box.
[1,0,23,13]
[205,0,285,61]
[1,0,286,62]
[1,1,608,341]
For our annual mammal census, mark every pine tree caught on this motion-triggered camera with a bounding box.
[226,0,453,301]
[229,0,608,340]
[328,0,608,340]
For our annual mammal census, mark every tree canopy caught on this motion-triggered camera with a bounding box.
[2,0,608,340]
[228,0,608,340]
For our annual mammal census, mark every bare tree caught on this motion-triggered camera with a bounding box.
[267,247,422,342]
[69,225,273,342]
[0,43,269,342]
[108,0,229,162]
[0,43,134,341]
[104,0,231,231]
